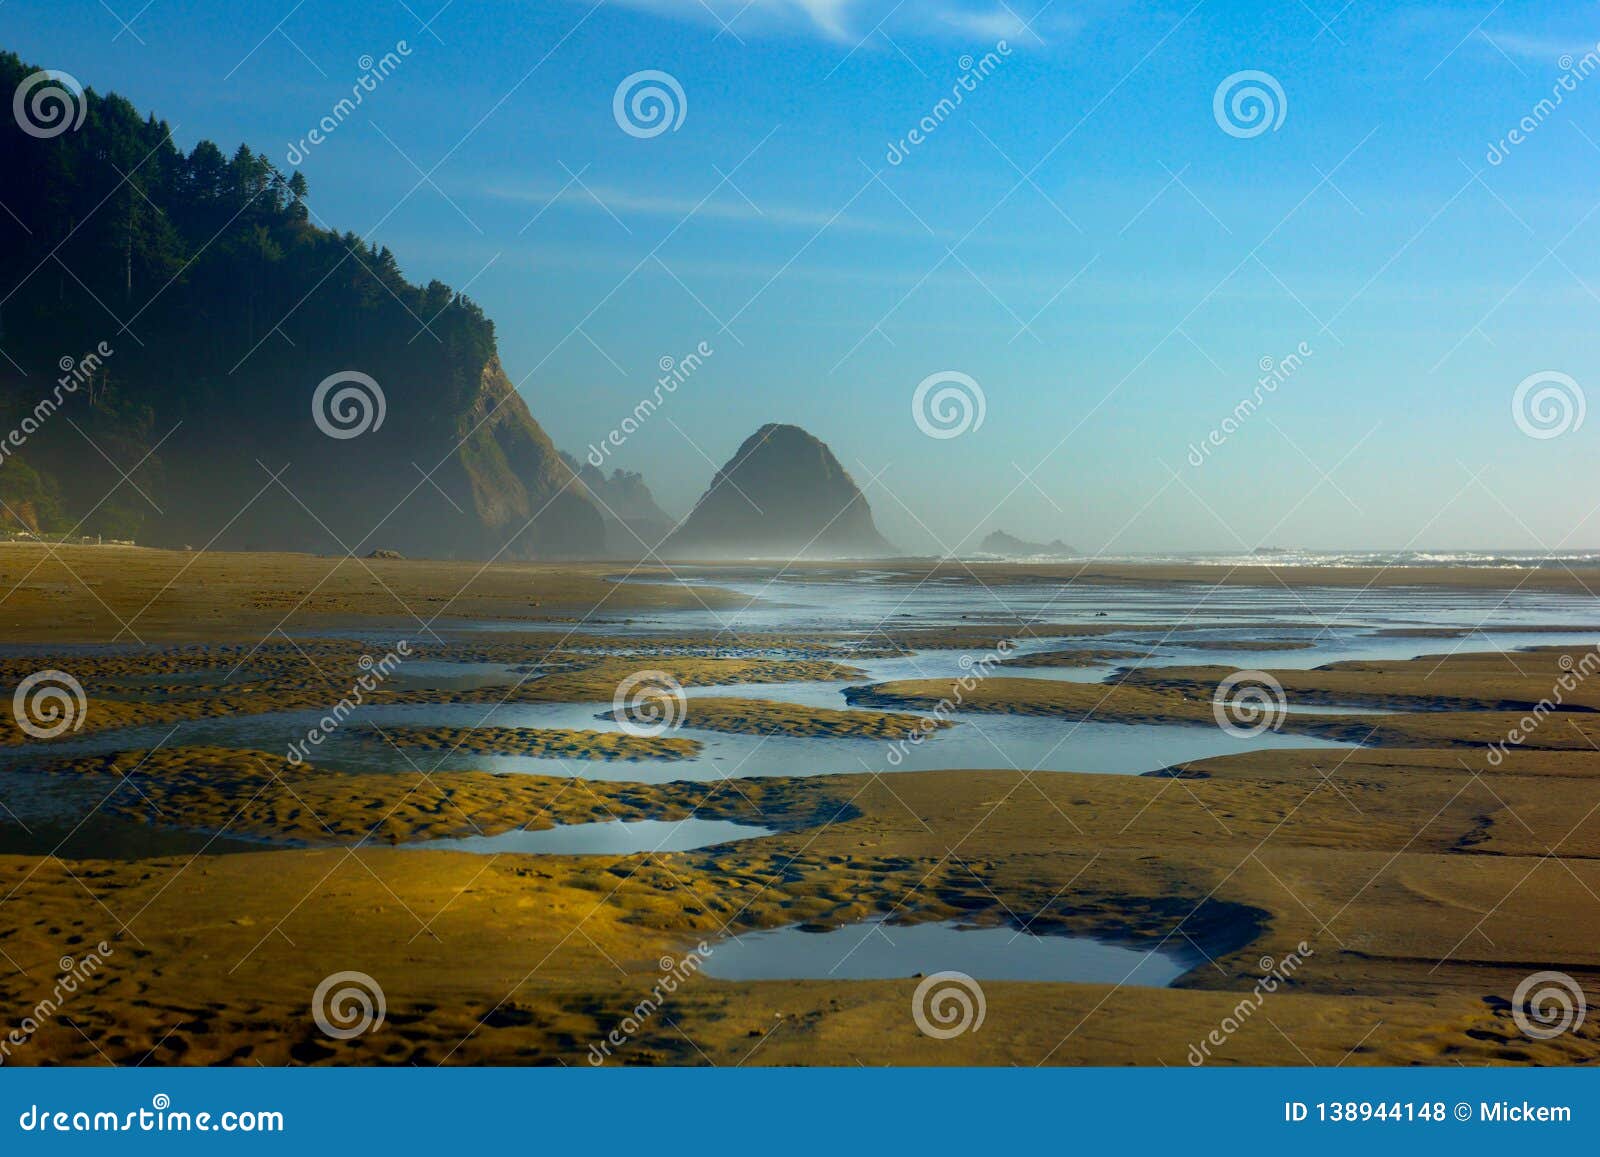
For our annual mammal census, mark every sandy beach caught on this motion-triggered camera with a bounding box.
[0,544,1595,1066]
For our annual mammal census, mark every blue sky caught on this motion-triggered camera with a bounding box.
[6,0,1600,553]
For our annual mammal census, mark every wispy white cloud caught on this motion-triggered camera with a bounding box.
[939,8,1029,40]
[485,181,937,236]
[603,0,855,39]
[602,0,1066,42]
[1485,30,1600,63]
[937,4,1069,42]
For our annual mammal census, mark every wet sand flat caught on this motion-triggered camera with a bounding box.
[0,544,743,643]
[2,548,1598,1067]
[4,763,1599,1065]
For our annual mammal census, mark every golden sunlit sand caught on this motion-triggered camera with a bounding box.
[1,546,1597,1066]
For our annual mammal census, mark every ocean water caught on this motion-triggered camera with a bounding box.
[571,569,1600,638]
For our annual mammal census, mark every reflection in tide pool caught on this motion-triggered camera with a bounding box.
[7,570,1595,788]
[0,700,1352,783]
[398,817,774,855]
[705,919,1202,986]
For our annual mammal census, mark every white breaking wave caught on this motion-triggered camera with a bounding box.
[954,549,1600,569]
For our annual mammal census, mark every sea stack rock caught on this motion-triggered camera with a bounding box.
[977,530,1077,557]
[663,423,894,559]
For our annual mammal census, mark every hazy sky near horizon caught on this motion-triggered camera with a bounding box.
[6,0,1600,555]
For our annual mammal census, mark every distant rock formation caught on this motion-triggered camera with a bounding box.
[977,530,1077,557]
[662,423,894,559]
[560,453,676,555]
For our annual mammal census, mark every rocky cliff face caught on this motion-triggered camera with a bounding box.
[559,453,676,555]
[413,360,605,559]
[663,423,894,559]
[0,50,603,559]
